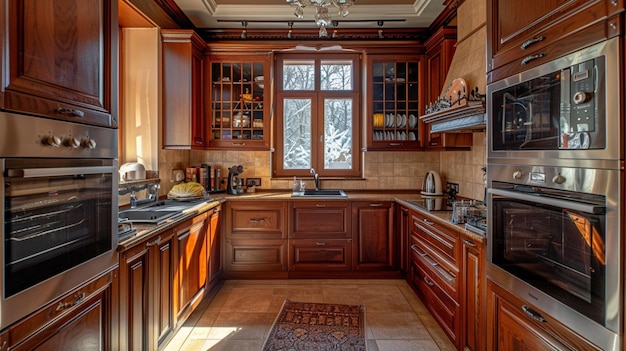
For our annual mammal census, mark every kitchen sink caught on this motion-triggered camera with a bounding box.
[293,189,347,197]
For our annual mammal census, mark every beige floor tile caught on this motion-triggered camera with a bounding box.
[375,339,441,351]
[165,279,454,351]
[367,312,432,340]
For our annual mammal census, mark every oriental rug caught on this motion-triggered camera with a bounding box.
[261,300,367,351]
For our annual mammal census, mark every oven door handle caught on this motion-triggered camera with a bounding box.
[488,188,605,214]
[7,166,116,178]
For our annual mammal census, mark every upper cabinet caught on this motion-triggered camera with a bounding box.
[162,30,206,149]
[487,0,624,82]
[365,55,424,151]
[207,54,271,150]
[1,0,118,128]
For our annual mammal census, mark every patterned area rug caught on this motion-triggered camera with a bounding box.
[262,300,367,351]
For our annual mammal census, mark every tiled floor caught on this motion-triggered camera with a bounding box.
[164,279,456,351]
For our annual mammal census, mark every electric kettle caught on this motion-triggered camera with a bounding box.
[421,170,443,196]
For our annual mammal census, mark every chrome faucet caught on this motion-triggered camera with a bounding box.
[310,168,320,191]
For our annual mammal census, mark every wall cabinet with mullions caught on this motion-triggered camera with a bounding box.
[208,55,270,149]
[367,56,424,150]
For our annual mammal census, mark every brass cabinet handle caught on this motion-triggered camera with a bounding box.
[369,203,384,207]
[249,218,266,223]
[315,204,328,207]
[55,107,85,117]
[521,53,546,65]
[232,142,246,146]
[520,35,546,50]
[56,292,86,311]
[315,241,328,246]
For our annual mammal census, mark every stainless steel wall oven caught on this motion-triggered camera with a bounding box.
[0,112,118,329]
[487,38,622,351]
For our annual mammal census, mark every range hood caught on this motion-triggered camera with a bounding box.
[421,0,487,133]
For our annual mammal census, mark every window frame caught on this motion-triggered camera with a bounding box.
[273,52,362,179]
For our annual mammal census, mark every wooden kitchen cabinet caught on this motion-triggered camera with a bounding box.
[162,30,207,148]
[207,54,271,150]
[395,204,410,275]
[365,55,425,151]
[352,201,395,271]
[487,280,602,351]
[207,205,222,283]
[224,201,288,274]
[408,210,461,347]
[1,0,118,127]
[176,213,210,322]
[289,200,352,272]
[461,235,485,351]
[7,269,118,351]
[487,0,624,82]
[118,229,176,350]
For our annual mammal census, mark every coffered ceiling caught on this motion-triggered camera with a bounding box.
[173,0,446,30]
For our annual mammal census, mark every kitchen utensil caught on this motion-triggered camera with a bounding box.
[421,170,443,196]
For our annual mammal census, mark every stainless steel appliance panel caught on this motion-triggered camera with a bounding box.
[487,37,620,165]
[0,112,118,329]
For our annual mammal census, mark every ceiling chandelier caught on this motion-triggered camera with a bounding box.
[286,0,356,37]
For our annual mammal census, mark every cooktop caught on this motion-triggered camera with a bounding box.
[406,197,454,211]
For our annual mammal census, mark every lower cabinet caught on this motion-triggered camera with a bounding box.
[224,201,288,274]
[176,213,209,321]
[118,206,220,350]
[487,280,602,351]
[407,208,486,350]
[352,201,395,271]
[289,200,352,272]
[7,269,118,351]
[119,230,176,350]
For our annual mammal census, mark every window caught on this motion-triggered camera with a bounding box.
[274,53,361,178]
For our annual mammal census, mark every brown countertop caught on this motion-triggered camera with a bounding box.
[118,190,486,251]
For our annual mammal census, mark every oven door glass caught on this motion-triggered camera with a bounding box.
[491,195,605,325]
[3,159,114,297]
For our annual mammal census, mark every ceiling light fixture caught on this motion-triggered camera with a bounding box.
[286,0,356,38]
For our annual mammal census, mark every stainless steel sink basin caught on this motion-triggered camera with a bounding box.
[292,189,347,197]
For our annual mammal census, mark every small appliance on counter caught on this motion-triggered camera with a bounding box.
[421,170,443,196]
[226,165,244,195]
[119,162,146,181]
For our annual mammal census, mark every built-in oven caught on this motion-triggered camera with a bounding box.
[487,164,621,350]
[486,36,623,351]
[0,112,118,329]
[488,36,620,166]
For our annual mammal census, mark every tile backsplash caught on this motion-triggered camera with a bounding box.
[156,131,486,201]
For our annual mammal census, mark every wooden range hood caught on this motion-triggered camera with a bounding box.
[421,0,486,133]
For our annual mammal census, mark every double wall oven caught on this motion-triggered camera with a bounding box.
[487,37,622,350]
[0,112,118,329]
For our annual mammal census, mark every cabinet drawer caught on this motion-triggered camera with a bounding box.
[411,213,460,268]
[289,239,352,271]
[409,259,459,346]
[410,238,458,300]
[225,239,287,272]
[290,201,351,239]
[227,201,286,239]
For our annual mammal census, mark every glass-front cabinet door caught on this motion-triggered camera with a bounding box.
[366,55,424,150]
[207,55,270,149]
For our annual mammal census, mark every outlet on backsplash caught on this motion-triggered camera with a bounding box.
[446,182,459,194]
